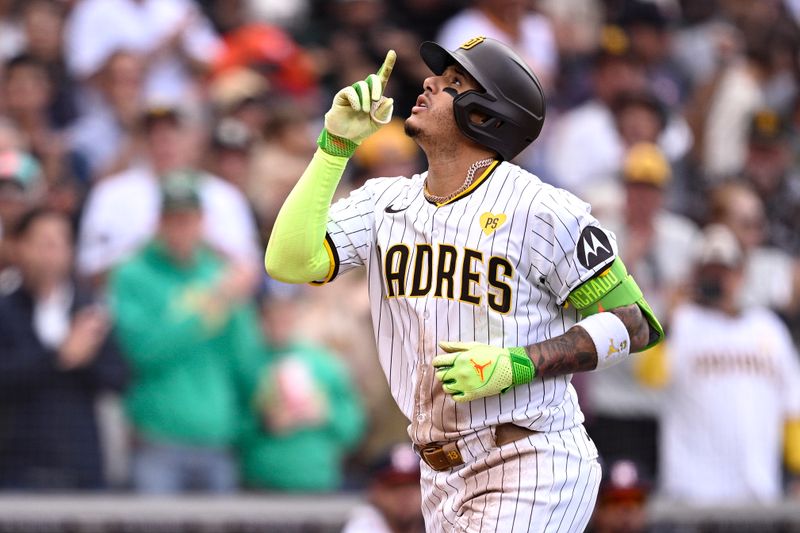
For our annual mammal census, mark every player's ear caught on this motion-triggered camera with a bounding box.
[468,110,489,125]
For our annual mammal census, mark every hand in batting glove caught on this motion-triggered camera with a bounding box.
[432,342,536,403]
[318,50,396,158]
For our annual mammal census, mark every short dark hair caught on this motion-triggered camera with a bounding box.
[11,206,70,240]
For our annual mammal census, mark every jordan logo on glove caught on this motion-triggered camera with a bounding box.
[470,359,492,381]
[433,342,536,403]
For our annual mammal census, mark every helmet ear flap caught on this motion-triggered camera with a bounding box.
[453,92,517,161]
[453,92,496,126]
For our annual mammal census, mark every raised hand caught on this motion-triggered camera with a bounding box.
[319,50,396,157]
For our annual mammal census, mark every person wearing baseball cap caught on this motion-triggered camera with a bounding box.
[76,97,259,284]
[741,108,800,255]
[266,36,662,531]
[693,224,746,301]
[656,224,800,505]
[619,143,698,289]
[0,150,44,278]
[139,103,186,132]
[205,117,254,193]
[154,170,207,264]
[0,150,43,195]
[108,170,259,494]
[343,443,424,533]
[547,25,647,196]
[0,149,43,218]
[588,459,650,533]
[0,150,42,199]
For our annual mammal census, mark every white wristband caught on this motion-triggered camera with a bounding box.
[572,312,631,370]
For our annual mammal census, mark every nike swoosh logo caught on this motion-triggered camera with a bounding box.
[384,204,409,213]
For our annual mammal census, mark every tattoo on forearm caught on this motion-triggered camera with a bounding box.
[525,326,598,378]
[524,304,650,379]
[609,304,650,352]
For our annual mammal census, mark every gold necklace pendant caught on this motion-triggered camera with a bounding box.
[424,158,494,204]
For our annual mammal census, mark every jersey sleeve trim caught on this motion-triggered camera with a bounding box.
[309,233,341,286]
[554,254,616,306]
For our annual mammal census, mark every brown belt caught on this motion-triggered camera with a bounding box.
[416,423,537,472]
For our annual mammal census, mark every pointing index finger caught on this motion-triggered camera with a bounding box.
[377,50,396,89]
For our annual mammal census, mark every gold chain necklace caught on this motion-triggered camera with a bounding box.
[423,158,495,205]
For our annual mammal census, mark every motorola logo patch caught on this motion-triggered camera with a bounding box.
[576,226,613,269]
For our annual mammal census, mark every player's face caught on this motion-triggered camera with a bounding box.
[404,65,480,144]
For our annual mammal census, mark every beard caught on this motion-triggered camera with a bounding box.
[404,107,461,156]
[403,118,421,138]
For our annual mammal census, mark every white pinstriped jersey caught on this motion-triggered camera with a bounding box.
[320,161,618,445]
[662,303,800,503]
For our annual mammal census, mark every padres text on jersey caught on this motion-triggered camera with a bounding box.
[321,161,618,445]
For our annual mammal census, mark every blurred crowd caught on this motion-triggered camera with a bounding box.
[1,0,800,530]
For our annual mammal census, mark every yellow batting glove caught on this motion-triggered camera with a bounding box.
[318,50,396,158]
[432,341,536,403]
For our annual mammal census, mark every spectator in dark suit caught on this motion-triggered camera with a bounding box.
[0,207,129,490]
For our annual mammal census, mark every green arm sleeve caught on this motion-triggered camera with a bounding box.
[264,148,348,283]
[567,257,665,350]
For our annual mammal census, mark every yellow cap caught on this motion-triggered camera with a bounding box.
[749,108,787,145]
[600,25,630,56]
[622,143,671,187]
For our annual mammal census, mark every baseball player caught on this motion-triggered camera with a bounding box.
[265,37,663,532]
[657,224,800,504]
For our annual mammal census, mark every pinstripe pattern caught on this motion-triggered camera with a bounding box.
[322,161,613,530]
[419,425,600,532]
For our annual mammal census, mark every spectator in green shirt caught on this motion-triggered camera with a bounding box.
[109,171,260,493]
[237,282,366,491]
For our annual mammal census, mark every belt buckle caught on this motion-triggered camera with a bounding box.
[419,445,446,471]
